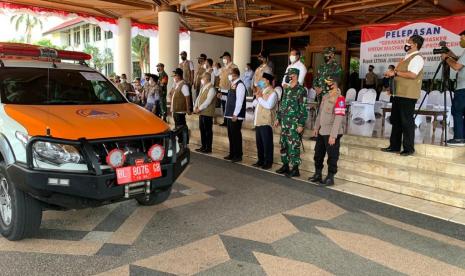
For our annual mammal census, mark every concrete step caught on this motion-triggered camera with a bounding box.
[183,115,465,160]
[189,135,465,209]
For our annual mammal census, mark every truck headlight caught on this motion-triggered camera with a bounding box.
[33,142,83,166]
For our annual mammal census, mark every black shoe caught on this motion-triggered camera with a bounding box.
[381,147,400,153]
[285,166,300,178]
[276,164,289,174]
[448,139,465,146]
[320,173,335,186]
[400,150,415,156]
[252,162,264,167]
[224,155,233,160]
[309,170,323,183]
[195,148,206,153]
[262,163,273,170]
[203,149,212,154]
[231,157,242,163]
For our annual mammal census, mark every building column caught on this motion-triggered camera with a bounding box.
[79,25,84,49]
[233,22,252,75]
[158,4,179,88]
[89,24,95,43]
[115,17,133,80]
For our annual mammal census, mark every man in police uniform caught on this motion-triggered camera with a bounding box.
[313,47,343,101]
[274,68,308,178]
[309,78,346,186]
[156,63,169,122]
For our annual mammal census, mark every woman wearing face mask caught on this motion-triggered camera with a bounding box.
[252,73,278,170]
[193,72,217,154]
[309,78,346,186]
[242,63,254,96]
[282,49,307,88]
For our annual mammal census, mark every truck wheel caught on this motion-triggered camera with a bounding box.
[0,162,42,241]
[135,186,172,206]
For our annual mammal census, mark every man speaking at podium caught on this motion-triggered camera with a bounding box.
[382,34,425,156]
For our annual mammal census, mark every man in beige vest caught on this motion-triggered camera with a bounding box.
[170,68,191,144]
[193,72,217,154]
[193,53,207,101]
[252,73,278,170]
[382,35,425,156]
[179,51,194,112]
[218,51,237,126]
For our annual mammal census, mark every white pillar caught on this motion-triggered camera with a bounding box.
[115,17,133,80]
[89,24,95,43]
[79,25,84,50]
[233,22,252,76]
[158,5,179,88]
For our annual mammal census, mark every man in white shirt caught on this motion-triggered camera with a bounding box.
[224,68,246,163]
[193,72,217,154]
[170,68,191,144]
[252,73,278,170]
[282,49,307,87]
[382,35,425,156]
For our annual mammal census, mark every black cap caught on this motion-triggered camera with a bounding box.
[180,51,187,56]
[262,72,274,83]
[197,53,207,59]
[220,51,231,58]
[173,68,183,77]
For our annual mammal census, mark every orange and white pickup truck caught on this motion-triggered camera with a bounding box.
[0,43,190,240]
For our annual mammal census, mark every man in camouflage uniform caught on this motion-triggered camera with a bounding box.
[313,47,343,102]
[275,68,308,178]
[157,63,169,122]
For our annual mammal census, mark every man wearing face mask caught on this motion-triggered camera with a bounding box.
[170,68,191,144]
[224,68,246,163]
[253,50,273,95]
[117,74,134,96]
[193,72,217,154]
[157,63,169,122]
[193,54,207,100]
[179,51,195,112]
[282,49,307,88]
[313,47,342,102]
[382,34,425,156]
[442,30,465,146]
[364,65,378,90]
[218,52,238,126]
[275,68,308,178]
[205,58,216,85]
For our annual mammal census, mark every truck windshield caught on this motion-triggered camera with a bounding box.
[0,67,127,105]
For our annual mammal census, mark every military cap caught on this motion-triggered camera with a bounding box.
[323,47,336,54]
[285,68,300,76]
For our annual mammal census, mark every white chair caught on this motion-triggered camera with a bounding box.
[357,88,368,101]
[345,88,357,103]
[376,91,391,117]
[415,90,428,127]
[307,88,316,102]
[428,90,452,126]
[350,90,377,123]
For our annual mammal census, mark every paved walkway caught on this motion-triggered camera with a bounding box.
[1,153,465,275]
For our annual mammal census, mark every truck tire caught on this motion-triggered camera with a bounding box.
[135,186,172,206]
[0,162,42,241]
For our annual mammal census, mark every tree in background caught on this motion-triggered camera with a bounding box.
[35,39,64,49]
[10,14,43,44]
[132,35,150,76]
[83,45,113,75]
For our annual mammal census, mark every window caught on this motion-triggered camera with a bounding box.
[104,31,113,40]
[73,27,81,45]
[65,32,71,47]
[105,63,114,76]
[0,68,125,105]
[94,26,101,41]
[83,24,90,44]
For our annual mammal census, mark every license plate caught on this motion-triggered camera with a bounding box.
[116,162,162,185]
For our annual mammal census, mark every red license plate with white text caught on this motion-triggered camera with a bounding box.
[116,162,162,185]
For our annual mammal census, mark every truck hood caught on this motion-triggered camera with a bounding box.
[4,104,170,140]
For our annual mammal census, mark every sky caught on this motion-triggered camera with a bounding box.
[0,14,65,42]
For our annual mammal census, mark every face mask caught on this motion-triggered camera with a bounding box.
[201,79,206,85]
[223,58,228,65]
[181,56,187,61]
[228,74,233,82]
[157,68,161,72]
[203,64,207,69]
[289,55,297,63]
[460,39,465,48]
[257,80,266,89]
[121,79,127,83]
[404,43,412,52]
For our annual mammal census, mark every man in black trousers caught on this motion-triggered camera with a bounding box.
[224,68,246,163]
[382,35,425,156]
